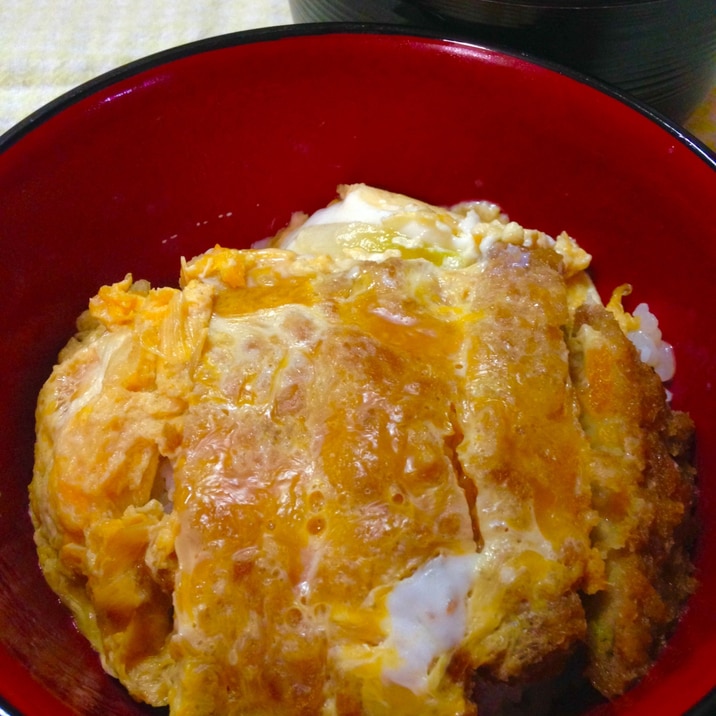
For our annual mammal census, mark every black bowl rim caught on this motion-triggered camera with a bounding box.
[0,696,19,716]
[0,21,715,171]
[0,20,715,716]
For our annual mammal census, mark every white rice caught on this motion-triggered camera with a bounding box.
[627,303,676,383]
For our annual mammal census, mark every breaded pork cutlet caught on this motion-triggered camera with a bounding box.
[30,185,696,715]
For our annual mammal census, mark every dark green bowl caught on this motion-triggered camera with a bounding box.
[289,0,716,122]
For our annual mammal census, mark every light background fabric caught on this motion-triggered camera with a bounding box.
[1,0,714,149]
[0,1,292,134]
[684,85,716,150]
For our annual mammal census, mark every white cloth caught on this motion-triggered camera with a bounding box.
[0,0,293,135]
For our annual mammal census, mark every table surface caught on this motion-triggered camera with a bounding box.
[1,0,715,151]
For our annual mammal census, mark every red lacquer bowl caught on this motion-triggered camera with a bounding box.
[1,25,715,716]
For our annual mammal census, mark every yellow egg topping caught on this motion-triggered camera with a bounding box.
[30,185,696,715]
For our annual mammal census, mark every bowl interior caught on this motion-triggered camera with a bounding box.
[1,27,715,716]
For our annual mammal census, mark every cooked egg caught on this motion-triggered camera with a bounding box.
[30,184,696,715]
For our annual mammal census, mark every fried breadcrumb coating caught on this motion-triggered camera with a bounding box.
[30,185,696,715]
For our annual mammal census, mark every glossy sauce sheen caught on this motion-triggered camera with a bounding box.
[29,186,696,715]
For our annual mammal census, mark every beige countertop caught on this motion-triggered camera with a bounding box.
[1,0,714,150]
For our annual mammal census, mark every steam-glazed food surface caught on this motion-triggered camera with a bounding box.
[30,185,696,715]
